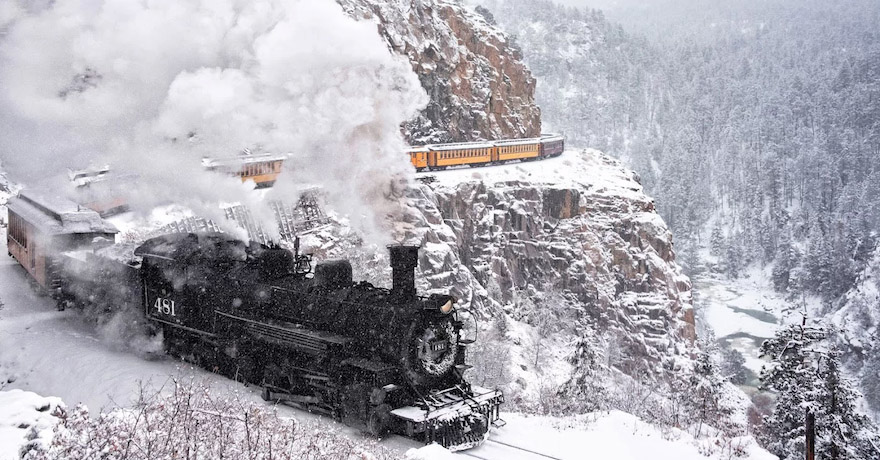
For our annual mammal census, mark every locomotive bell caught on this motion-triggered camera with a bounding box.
[388,245,419,298]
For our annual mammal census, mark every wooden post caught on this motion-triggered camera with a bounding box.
[805,409,815,460]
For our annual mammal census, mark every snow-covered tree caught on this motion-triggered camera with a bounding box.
[759,323,880,460]
[720,347,748,386]
[688,346,731,436]
[815,351,879,459]
[562,322,609,412]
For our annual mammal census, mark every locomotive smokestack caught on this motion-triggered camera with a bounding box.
[389,245,419,298]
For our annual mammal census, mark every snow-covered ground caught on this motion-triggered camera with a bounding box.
[0,390,62,460]
[420,150,648,205]
[456,411,774,460]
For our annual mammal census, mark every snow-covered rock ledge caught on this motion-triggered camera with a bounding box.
[398,149,696,390]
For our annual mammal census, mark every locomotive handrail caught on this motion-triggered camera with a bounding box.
[152,318,218,338]
[455,306,480,345]
[269,283,447,310]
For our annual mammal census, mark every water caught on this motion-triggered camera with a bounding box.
[691,270,790,392]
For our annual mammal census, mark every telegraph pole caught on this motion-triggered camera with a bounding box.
[805,409,815,460]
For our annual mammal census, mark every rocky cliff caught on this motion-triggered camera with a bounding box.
[825,249,880,415]
[338,0,542,144]
[305,149,696,398]
[412,150,695,383]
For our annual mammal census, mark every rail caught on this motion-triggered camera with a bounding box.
[461,439,564,460]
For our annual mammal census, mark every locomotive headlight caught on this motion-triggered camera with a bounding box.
[440,299,454,315]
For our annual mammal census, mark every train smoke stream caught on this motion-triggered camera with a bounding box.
[0,0,426,245]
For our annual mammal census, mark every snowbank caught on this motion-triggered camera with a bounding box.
[405,443,455,460]
[470,410,776,460]
[0,390,63,460]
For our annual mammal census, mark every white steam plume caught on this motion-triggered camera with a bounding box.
[0,0,427,244]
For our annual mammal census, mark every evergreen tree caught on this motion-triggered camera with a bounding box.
[804,223,834,296]
[859,333,880,413]
[759,323,826,459]
[725,237,742,279]
[720,347,748,385]
[562,319,608,412]
[710,222,725,261]
[815,351,879,460]
[760,323,880,460]
[689,346,731,436]
[773,230,793,292]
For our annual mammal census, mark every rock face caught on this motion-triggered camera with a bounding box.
[827,248,880,411]
[338,0,542,144]
[395,149,696,386]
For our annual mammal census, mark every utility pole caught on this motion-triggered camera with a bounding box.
[801,314,815,460]
[805,409,815,460]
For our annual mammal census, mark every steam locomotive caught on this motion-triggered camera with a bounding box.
[47,230,503,450]
[7,187,502,449]
[138,233,503,447]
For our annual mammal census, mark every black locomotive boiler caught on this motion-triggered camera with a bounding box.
[130,232,503,450]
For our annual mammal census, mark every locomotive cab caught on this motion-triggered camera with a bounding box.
[135,233,254,332]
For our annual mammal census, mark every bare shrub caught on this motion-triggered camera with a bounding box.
[21,377,393,460]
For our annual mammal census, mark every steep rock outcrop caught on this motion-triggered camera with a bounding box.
[826,248,880,412]
[338,0,541,144]
[394,149,696,384]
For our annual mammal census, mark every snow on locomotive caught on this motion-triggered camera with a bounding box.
[5,190,503,451]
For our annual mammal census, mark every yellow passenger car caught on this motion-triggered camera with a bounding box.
[430,142,494,169]
[408,135,564,172]
[204,153,287,188]
[408,147,429,171]
[494,138,541,162]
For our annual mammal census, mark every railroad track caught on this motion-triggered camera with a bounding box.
[460,439,563,460]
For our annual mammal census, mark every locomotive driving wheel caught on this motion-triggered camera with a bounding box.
[367,404,392,437]
[234,342,265,386]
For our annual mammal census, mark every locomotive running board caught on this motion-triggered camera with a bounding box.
[390,385,503,451]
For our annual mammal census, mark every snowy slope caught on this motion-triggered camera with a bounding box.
[458,411,774,460]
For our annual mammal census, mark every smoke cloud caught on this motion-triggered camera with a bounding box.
[0,0,427,244]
